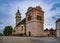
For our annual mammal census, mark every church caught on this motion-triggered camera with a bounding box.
[12,6,44,36]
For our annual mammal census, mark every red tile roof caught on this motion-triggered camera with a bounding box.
[56,18,60,22]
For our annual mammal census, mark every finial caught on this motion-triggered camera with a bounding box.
[17,6,19,12]
[18,9,19,12]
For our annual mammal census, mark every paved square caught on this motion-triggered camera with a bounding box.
[0,36,60,43]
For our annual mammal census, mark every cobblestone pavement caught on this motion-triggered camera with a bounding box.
[0,36,3,43]
[0,36,60,43]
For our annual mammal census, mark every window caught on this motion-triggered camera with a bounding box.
[37,15,41,20]
[21,26,23,31]
[16,16,20,18]
[28,16,31,21]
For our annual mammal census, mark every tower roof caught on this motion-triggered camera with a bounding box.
[17,9,19,13]
[16,9,21,14]
[56,18,60,22]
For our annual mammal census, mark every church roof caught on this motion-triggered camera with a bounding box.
[44,28,49,32]
[56,18,60,22]
[16,18,26,27]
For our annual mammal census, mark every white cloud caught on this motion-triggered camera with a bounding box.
[7,0,59,29]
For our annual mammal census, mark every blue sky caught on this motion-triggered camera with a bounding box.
[0,0,60,33]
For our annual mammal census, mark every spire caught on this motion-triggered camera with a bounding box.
[17,6,20,13]
[16,9,20,14]
[17,9,19,13]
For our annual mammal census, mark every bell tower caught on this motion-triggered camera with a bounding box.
[26,6,44,36]
[16,9,21,25]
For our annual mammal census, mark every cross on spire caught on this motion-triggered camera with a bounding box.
[17,6,19,13]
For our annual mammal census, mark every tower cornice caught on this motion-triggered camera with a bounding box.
[25,7,44,15]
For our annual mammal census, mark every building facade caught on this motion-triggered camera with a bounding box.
[26,6,44,36]
[12,6,44,36]
[44,28,56,37]
[56,18,60,37]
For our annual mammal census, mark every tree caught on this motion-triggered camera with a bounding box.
[0,33,2,36]
[3,26,13,36]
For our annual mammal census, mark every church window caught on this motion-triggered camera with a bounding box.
[28,16,31,21]
[37,15,41,20]
[21,26,23,31]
